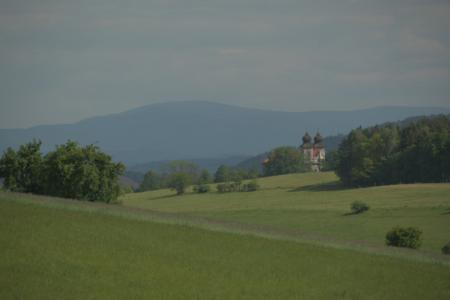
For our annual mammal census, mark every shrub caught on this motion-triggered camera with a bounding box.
[385,226,422,249]
[242,180,260,192]
[193,184,210,193]
[442,242,450,255]
[350,201,370,214]
[217,182,234,193]
[216,183,227,193]
[119,184,134,196]
[216,180,260,193]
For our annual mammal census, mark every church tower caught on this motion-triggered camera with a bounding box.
[301,132,313,160]
[300,132,326,171]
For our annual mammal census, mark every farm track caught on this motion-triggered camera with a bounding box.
[2,191,450,266]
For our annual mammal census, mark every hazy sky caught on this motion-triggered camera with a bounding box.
[1,0,449,128]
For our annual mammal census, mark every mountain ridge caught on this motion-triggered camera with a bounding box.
[1,101,449,165]
[3,101,450,131]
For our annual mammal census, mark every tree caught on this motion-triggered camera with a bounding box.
[192,169,212,193]
[335,115,450,187]
[0,147,20,191]
[321,149,338,171]
[139,170,161,191]
[335,129,374,186]
[160,160,199,186]
[167,172,191,195]
[214,165,231,183]
[0,140,125,203]
[263,146,306,176]
[42,141,125,202]
[0,140,43,193]
[198,169,212,184]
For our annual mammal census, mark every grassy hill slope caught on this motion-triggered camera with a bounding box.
[1,194,449,299]
[121,172,450,254]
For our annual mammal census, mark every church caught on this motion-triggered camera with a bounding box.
[300,132,326,172]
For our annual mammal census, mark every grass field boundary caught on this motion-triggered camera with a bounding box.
[2,191,450,267]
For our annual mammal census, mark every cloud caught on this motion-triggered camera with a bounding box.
[218,48,247,55]
[1,0,450,128]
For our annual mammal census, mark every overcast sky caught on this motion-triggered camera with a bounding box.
[1,0,449,128]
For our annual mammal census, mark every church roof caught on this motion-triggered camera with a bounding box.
[302,132,312,144]
[314,132,323,144]
[314,132,324,148]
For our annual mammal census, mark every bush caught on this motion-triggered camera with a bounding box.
[242,180,260,192]
[216,182,235,193]
[350,201,370,214]
[385,226,422,249]
[119,184,134,196]
[216,183,226,193]
[216,180,260,193]
[442,242,450,255]
[193,184,210,193]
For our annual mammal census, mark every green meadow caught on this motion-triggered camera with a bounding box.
[1,193,450,300]
[121,172,450,254]
[1,172,450,299]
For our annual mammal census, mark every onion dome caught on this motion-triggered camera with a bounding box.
[314,132,323,144]
[302,132,312,144]
[314,132,324,148]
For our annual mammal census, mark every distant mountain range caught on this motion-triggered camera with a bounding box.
[1,101,449,167]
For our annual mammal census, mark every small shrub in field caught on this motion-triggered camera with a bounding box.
[216,182,235,193]
[442,242,450,255]
[217,180,260,193]
[193,184,210,193]
[216,183,229,193]
[350,201,370,214]
[385,226,422,249]
[242,180,260,192]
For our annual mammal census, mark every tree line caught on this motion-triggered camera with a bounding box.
[139,162,259,194]
[0,140,124,203]
[335,115,450,186]
[3,115,447,200]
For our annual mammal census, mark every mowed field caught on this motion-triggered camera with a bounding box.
[121,172,450,255]
[1,193,450,299]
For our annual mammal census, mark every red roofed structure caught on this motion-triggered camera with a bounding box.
[300,132,326,172]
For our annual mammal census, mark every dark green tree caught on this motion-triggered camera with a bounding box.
[167,172,191,195]
[335,129,374,186]
[0,140,125,203]
[321,149,338,171]
[160,160,199,185]
[263,146,306,176]
[214,165,231,183]
[139,170,161,191]
[335,115,450,186]
[198,169,212,184]
[43,141,125,202]
[0,140,43,193]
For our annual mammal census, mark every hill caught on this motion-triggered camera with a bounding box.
[121,172,450,255]
[233,134,345,172]
[1,101,449,165]
[234,114,450,173]
[1,190,449,299]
